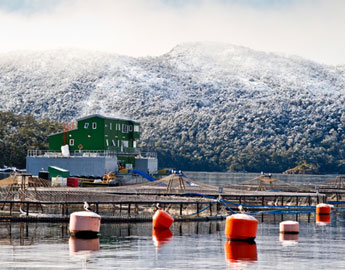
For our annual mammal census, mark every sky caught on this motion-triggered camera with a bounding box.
[0,0,344,65]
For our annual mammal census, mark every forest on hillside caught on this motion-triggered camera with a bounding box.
[0,111,61,168]
[2,110,345,174]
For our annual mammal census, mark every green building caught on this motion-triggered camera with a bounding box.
[49,114,141,168]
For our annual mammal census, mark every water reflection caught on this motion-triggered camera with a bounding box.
[316,214,331,226]
[224,240,257,266]
[2,213,345,269]
[69,236,100,255]
[0,222,69,246]
[279,233,299,246]
[152,228,173,248]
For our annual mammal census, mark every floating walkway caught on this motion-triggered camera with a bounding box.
[0,172,331,223]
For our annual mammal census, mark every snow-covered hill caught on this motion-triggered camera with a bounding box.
[1,42,345,172]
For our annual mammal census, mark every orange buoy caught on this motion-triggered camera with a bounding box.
[224,240,257,263]
[69,211,101,238]
[225,214,258,241]
[69,236,100,254]
[152,210,174,229]
[152,228,173,248]
[316,214,331,226]
[279,221,299,234]
[316,203,331,215]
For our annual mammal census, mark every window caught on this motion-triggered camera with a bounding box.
[122,124,128,133]
[84,123,89,129]
[106,139,109,147]
[133,141,137,148]
[112,140,116,146]
[69,139,74,146]
[122,140,129,148]
[134,125,140,132]
[92,122,97,129]
[129,125,133,132]
[117,123,121,130]
[110,123,112,130]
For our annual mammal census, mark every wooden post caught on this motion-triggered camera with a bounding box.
[196,203,200,217]
[281,196,284,206]
[26,202,29,216]
[262,196,264,206]
[308,196,311,206]
[296,196,299,206]
[96,203,99,214]
[61,204,64,216]
[128,203,131,217]
[10,202,12,216]
[209,203,212,216]
[180,203,183,216]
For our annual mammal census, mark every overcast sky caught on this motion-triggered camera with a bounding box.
[0,0,344,65]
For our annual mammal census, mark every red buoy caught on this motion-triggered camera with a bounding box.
[316,213,331,226]
[224,240,257,263]
[316,203,331,215]
[152,210,174,229]
[225,214,258,241]
[152,228,173,248]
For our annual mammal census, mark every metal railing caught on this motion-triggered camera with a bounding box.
[27,148,154,158]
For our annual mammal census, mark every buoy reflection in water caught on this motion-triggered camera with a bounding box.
[224,240,257,265]
[316,214,331,226]
[279,233,299,246]
[69,236,100,255]
[152,228,173,248]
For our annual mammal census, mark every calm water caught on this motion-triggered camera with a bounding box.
[1,213,345,269]
[1,172,345,269]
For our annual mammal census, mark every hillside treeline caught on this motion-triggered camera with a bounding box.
[1,110,345,174]
[0,111,61,168]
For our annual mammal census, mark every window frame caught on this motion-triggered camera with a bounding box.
[122,124,128,133]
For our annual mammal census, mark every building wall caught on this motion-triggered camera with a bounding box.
[49,115,140,153]
[135,157,158,174]
[74,116,105,151]
[26,156,118,177]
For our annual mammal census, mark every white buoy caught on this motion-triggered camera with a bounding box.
[69,211,101,238]
[279,221,299,234]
